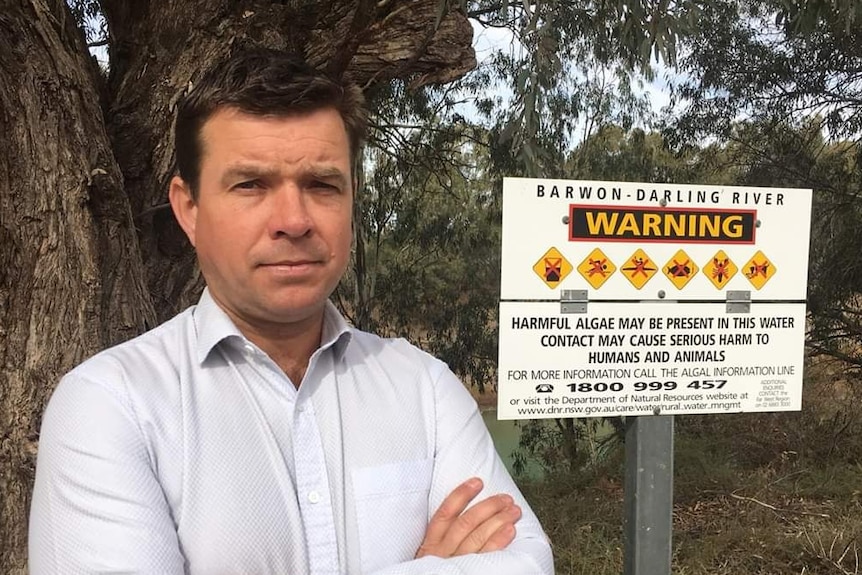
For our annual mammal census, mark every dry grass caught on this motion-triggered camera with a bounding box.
[519,359,862,574]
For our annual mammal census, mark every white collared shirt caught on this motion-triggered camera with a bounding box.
[29,289,554,574]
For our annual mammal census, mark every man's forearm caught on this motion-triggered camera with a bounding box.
[370,540,554,575]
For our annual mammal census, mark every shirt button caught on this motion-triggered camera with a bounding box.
[308,490,321,504]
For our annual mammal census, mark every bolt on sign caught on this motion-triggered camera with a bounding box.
[498,178,812,420]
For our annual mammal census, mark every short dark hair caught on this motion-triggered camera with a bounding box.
[174,48,367,197]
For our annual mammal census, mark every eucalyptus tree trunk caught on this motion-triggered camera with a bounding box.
[0,1,154,572]
[0,0,474,571]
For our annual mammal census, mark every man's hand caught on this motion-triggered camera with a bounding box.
[415,477,522,558]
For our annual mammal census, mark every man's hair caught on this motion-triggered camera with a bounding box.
[174,47,367,197]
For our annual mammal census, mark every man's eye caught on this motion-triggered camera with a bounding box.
[234,180,262,190]
[311,181,338,191]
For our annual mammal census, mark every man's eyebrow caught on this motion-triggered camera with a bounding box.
[220,164,280,186]
[218,164,350,187]
[308,165,349,184]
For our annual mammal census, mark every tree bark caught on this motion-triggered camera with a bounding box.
[0,0,155,572]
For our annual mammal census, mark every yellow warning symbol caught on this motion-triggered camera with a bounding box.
[703,250,737,289]
[620,249,658,289]
[577,248,616,289]
[743,250,776,290]
[663,249,699,290]
[533,247,573,289]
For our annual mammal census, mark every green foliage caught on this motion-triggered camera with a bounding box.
[335,81,501,392]
[568,124,738,184]
[712,120,862,370]
[776,0,862,39]
[671,0,862,143]
[669,0,862,369]
[467,0,703,177]
[513,417,622,477]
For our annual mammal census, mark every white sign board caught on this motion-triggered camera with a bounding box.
[497,178,812,420]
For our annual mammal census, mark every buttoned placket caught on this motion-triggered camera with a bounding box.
[240,338,340,574]
[293,400,337,569]
[293,356,339,575]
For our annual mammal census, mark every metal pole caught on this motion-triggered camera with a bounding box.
[623,415,674,575]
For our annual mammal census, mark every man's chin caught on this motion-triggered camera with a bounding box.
[253,299,328,326]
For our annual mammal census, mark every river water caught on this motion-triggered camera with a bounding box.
[481,409,544,479]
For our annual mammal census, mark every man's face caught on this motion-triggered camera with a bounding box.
[173,106,353,330]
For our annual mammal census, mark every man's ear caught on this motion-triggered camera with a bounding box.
[169,176,197,247]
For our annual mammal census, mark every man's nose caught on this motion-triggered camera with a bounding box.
[268,184,312,238]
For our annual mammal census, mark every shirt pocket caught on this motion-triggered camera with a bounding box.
[352,458,433,572]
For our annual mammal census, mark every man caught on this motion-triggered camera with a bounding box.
[29,48,554,574]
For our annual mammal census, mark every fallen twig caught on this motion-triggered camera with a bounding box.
[729,493,831,519]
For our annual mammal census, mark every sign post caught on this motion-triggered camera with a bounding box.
[624,415,673,575]
[497,178,812,573]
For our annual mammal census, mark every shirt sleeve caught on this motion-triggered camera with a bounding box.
[29,373,186,575]
[368,361,555,575]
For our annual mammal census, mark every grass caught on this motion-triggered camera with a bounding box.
[518,359,862,574]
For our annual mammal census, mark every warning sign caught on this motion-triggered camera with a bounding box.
[577,248,616,289]
[499,178,812,419]
[743,250,776,290]
[568,205,757,244]
[620,249,658,289]
[704,250,737,289]
[502,179,810,301]
[533,247,572,288]
[497,301,806,420]
[663,249,699,289]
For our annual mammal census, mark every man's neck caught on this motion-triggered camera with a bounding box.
[224,307,326,388]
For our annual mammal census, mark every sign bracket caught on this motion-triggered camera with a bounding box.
[726,290,751,314]
[560,289,588,314]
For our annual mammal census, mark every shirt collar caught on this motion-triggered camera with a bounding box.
[320,300,353,360]
[193,288,352,364]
